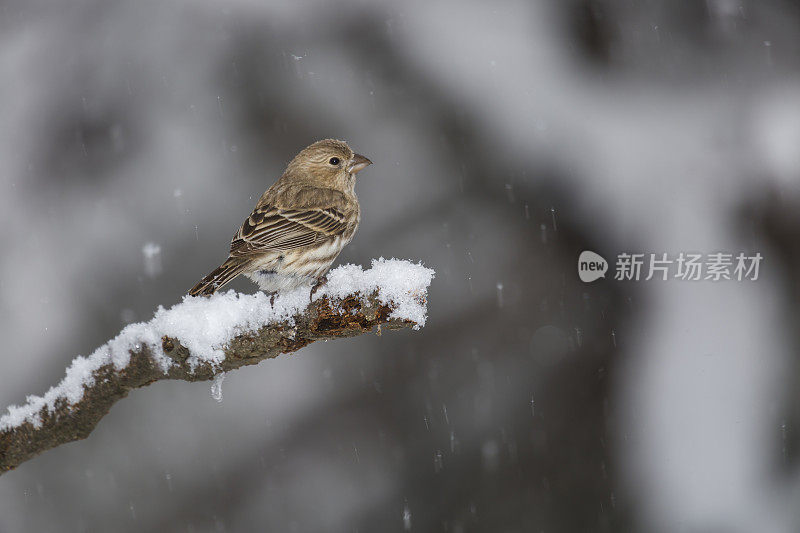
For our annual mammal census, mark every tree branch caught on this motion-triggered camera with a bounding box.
[0,259,432,475]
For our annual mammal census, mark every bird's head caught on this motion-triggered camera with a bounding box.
[286,139,372,191]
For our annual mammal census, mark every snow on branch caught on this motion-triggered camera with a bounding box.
[0,258,433,475]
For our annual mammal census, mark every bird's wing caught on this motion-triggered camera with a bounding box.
[229,204,349,257]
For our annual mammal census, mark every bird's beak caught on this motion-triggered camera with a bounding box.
[347,153,373,175]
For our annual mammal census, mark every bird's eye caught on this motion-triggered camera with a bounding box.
[329,157,340,165]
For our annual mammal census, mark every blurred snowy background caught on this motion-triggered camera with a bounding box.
[2,0,800,531]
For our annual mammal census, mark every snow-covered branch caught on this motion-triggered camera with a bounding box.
[0,259,433,475]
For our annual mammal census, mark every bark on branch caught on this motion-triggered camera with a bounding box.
[0,292,420,475]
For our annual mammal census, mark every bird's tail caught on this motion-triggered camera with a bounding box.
[189,257,248,296]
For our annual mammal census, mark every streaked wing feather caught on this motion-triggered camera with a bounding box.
[230,204,348,256]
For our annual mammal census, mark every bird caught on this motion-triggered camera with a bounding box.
[189,139,372,298]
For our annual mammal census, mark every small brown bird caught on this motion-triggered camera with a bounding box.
[189,139,371,297]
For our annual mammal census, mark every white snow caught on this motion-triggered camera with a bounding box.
[403,503,412,531]
[210,372,225,403]
[141,242,161,259]
[323,258,433,328]
[0,258,433,431]
[142,242,163,277]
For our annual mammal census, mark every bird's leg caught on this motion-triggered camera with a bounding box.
[267,291,277,307]
[310,275,328,302]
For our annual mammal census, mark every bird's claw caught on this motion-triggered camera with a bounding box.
[310,276,328,302]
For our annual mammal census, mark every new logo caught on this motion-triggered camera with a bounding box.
[578,251,608,283]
